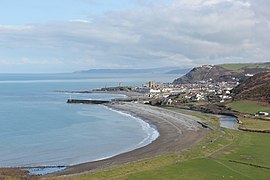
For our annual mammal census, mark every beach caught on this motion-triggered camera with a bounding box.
[51,102,208,176]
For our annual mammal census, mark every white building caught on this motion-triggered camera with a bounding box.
[256,112,269,116]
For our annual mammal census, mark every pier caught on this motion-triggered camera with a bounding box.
[67,99,110,104]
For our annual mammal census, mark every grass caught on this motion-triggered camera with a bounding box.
[227,100,270,131]
[0,169,36,180]
[218,131,270,167]
[221,63,270,71]
[126,158,269,180]
[127,158,250,180]
[125,131,270,180]
[227,100,270,114]
[238,117,270,131]
[221,63,250,71]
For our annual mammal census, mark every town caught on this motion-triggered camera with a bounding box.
[134,79,239,105]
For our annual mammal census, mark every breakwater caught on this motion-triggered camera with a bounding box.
[67,99,110,104]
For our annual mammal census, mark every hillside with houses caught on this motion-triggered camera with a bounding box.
[173,63,270,84]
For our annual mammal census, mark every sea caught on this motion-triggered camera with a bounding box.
[0,73,179,169]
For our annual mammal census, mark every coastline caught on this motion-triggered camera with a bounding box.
[55,90,145,98]
[104,105,160,148]
[49,102,208,176]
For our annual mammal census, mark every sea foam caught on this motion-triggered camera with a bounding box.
[104,106,160,149]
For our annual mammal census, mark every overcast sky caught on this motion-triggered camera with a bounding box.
[0,0,269,73]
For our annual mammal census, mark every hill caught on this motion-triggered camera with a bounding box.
[75,67,190,74]
[166,68,192,74]
[173,62,270,84]
[232,72,270,103]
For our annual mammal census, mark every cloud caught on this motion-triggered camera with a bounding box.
[0,25,33,31]
[130,0,170,6]
[0,58,64,65]
[0,0,269,72]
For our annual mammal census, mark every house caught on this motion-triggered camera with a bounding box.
[150,89,161,93]
[191,93,205,101]
[255,112,269,116]
[167,99,173,105]
[245,74,254,77]
[225,90,231,95]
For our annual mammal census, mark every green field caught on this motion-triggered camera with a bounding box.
[238,117,270,131]
[221,63,270,71]
[125,131,270,180]
[227,100,270,114]
[56,110,270,180]
[221,63,250,71]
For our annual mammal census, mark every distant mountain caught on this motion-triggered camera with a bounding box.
[173,62,270,84]
[75,67,190,74]
[166,68,192,74]
[232,72,270,103]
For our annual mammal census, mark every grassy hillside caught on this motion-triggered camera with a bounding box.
[232,72,270,103]
[221,63,251,71]
[221,62,270,71]
[173,65,238,84]
[173,62,270,84]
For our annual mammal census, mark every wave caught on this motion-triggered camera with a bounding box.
[72,105,159,165]
[104,106,160,148]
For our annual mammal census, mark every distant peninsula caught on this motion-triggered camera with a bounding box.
[74,67,190,74]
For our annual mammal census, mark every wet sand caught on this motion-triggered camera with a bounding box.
[50,102,208,176]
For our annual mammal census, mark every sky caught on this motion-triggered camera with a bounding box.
[0,0,269,73]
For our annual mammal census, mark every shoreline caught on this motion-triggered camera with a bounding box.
[104,105,160,148]
[48,102,208,176]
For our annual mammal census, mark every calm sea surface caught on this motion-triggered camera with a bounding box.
[0,73,178,167]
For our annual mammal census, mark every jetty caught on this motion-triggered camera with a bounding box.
[67,99,110,104]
